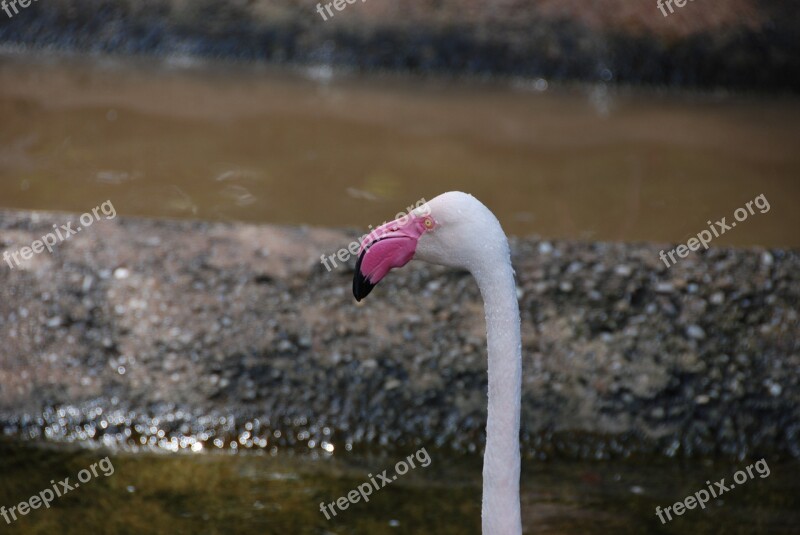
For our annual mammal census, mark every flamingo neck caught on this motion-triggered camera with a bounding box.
[472,255,522,535]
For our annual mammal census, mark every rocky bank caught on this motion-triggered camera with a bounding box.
[0,209,798,460]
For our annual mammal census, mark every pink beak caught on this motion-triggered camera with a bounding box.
[353,214,429,301]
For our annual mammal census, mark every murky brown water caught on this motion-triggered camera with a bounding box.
[2,51,799,534]
[1,51,798,247]
[1,440,798,534]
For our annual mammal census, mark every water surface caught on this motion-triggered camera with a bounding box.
[1,52,798,246]
[1,50,798,535]
[0,441,798,534]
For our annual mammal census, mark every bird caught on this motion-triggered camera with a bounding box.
[353,191,522,535]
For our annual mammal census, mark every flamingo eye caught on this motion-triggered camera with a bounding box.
[424,217,434,229]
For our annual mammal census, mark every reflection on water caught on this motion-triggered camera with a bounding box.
[1,52,799,246]
[0,440,798,534]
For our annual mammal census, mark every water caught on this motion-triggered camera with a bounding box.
[0,440,798,534]
[2,52,799,533]
[1,51,799,247]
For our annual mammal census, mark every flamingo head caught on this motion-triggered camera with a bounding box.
[353,191,503,301]
[352,203,435,301]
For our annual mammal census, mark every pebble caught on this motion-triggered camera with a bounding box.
[614,264,632,276]
[655,282,674,293]
[686,325,706,340]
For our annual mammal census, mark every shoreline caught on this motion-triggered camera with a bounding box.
[1,209,797,460]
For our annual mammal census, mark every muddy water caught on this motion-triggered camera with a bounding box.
[1,51,799,247]
[0,440,798,534]
[1,53,799,533]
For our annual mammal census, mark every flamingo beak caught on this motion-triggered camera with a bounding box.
[353,215,428,301]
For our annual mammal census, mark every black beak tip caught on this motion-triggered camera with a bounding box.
[353,271,376,302]
[353,250,376,301]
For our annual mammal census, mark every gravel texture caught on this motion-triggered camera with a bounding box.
[0,209,798,460]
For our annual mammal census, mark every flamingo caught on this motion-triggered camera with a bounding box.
[353,191,522,534]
